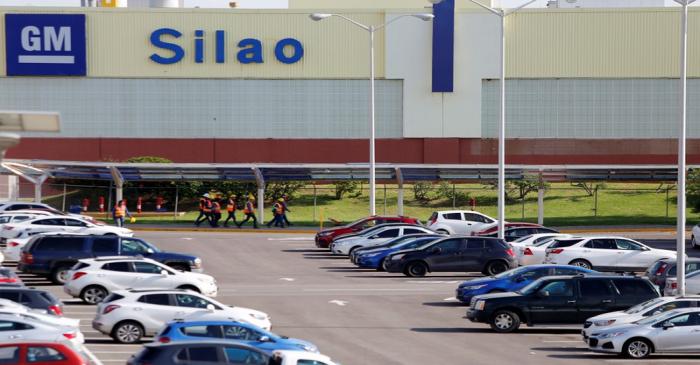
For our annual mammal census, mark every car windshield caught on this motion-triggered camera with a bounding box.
[516,278,546,295]
[493,266,531,279]
[624,298,666,314]
[347,217,369,228]
[635,310,683,326]
[512,235,535,243]
[533,238,558,247]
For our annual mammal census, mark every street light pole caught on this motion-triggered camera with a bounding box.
[470,0,536,239]
[673,0,695,297]
[310,13,434,216]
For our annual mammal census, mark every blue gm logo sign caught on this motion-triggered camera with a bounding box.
[5,14,87,76]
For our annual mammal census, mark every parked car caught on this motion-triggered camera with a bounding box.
[349,233,442,264]
[0,287,64,316]
[383,236,518,277]
[664,269,700,296]
[329,223,419,250]
[426,210,496,235]
[156,320,318,352]
[18,234,202,284]
[512,234,573,266]
[353,235,443,270]
[455,265,596,304]
[465,274,659,332]
[331,225,435,255]
[587,308,700,358]
[0,308,80,329]
[314,216,420,248]
[127,340,273,365]
[1,216,132,240]
[645,257,700,290]
[0,313,83,346]
[487,227,560,242]
[0,202,63,214]
[473,222,545,237]
[582,296,700,340]
[0,341,99,365]
[543,236,676,272]
[0,213,41,231]
[272,350,341,365]
[65,257,217,304]
[93,289,271,343]
[691,222,700,249]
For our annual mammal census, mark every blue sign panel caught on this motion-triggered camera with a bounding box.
[432,0,454,92]
[5,14,87,76]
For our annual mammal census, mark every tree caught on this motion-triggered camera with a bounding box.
[687,170,700,212]
[334,181,359,200]
[570,182,606,197]
[413,182,434,203]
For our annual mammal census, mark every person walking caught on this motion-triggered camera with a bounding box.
[194,194,208,226]
[267,198,285,228]
[237,196,258,229]
[112,200,132,227]
[281,195,292,226]
[210,197,222,227]
[223,194,238,227]
[195,194,212,227]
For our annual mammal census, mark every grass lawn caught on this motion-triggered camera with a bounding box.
[112,183,700,227]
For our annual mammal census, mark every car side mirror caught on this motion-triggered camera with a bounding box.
[258,336,271,342]
[537,290,550,298]
[146,248,154,254]
[206,304,215,312]
[160,270,169,277]
[662,321,675,330]
[431,247,442,254]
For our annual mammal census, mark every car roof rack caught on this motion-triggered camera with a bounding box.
[92,256,144,262]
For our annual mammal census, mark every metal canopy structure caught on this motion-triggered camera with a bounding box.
[0,160,694,183]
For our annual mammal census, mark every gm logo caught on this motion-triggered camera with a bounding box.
[5,14,87,76]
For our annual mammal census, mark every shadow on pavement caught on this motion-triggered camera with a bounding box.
[531,347,590,353]
[281,249,327,253]
[422,301,466,307]
[302,255,348,260]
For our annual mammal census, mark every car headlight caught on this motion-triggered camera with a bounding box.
[390,254,405,261]
[593,319,616,327]
[462,285,488,291]
[250,313,269,321]
[475,300,486,310]
[192,258,202,269]
[599,331,626,339]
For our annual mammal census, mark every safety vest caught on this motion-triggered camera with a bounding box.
[227,199,236,212]
[203,200,212,213]
[212,202,221,213]
[199,199,205,211]
[244,201,255,214]
[274,202,283,214]
[114,205,125,218]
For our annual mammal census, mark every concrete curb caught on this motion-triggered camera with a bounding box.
[130,226,687,234]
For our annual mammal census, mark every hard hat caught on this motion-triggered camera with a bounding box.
[203,193,210,198]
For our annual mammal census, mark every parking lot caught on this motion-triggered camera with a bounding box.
[6,230,700,365]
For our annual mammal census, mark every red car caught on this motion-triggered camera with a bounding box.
[0,342,88,365]
[473,222,543,236]
[315,216,420,248]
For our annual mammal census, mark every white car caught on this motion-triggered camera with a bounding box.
[64,257,217,304]
[426,210,496,235]
[582,296,700,340]
[691,223,700,249]
[0,309,80,329]
[543,236,676,272]
[587,308,700,358]
[93,289,271,343]
[664,269,700,296]
[0,313,84,346]
[331,225,435,255]
[1,216,132,240]
[510,233,572,266]
[273,350,341,365]
[0,213,42,229]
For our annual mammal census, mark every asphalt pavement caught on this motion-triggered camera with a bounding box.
[7,231,700,365]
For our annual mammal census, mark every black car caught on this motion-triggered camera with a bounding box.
[128,340,275,365]
[0,286,64,316]
[645,258,700,290]
[465,274,659,332]
[383,236,518,277]
[18,234,202,284]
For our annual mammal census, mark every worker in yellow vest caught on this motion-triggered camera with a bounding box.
[112,200,131,227]
[223,194,238,228]
[267,198,285,228]
[237,196,258,229]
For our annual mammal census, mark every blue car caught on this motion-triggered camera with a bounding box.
[455,264,596,304]
[156,321,319,353]
[354,235,442,270]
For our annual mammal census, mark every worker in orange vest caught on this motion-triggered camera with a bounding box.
[223,194,238,228]
[194,194,208,226]
[237,196,258,229]
[210,197,222,227]
[112,200,132,227]
[196,194,212,227]
[267,198,285,228]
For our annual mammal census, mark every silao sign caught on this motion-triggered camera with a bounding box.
[149,28,304,65]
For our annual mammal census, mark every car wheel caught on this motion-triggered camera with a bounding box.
[486,261,509,276]
[348,246,361,256]
[569,259,592,270]
[405,262,428,277]
[112,321,144,344]
[169,263,190,272]
[177,285,200,293]
[623,338,652,359]
[51,266,71,285]
[692,235,699,249]
[376,258,386,272]
[490,310,521,333]
[80,285,108,304]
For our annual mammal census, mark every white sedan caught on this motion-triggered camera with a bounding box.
[510,234,572,266]
[664,269,700,296]
[331,225,435,255]
[544,236,676,272]
[692,223,700,249]
[64,257,217,304]
[1,216,132,240]
[0,313,84,346]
